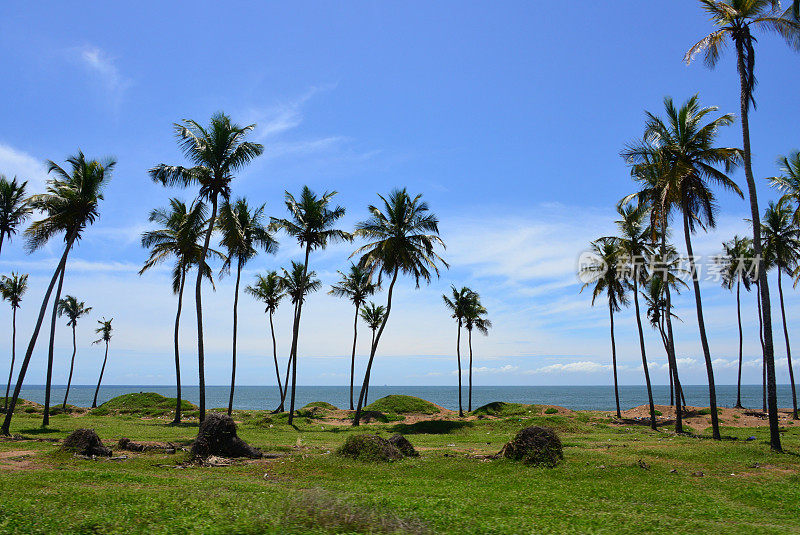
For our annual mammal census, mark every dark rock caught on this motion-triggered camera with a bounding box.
[117,437,145,452]
[191,413,262,459]
[336,434,403,462]
[61,428,112,457]
[499,426,563,467]
[388,434,419,457]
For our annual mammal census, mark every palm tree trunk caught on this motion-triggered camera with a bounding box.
[353,267,399,426]
[468,328,474,412]
[456,320,463,417]
[269,310,283,408]
[777,267,798,419]
[42,266,66,426]
[4,306,17,412]
[757,284,766,412]
[276,300,298,412]
[227,259,242,416]
[364,330,376,406]
[736,37,781,452]
[660,212,683,433]
[735,278,744,409]
[62,323,77,410]
[171,270,186,425]
[633,271,656,430]
[1,230,76,435]
[682,210,721,440]
[659,316,673,407]
[609,304,621,419]
[0,234,4,257]
[287,245,312,425]
[349,304,359,410]
[92,341,109,408]
[195,192,218,422]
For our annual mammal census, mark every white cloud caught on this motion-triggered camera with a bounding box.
[0,143,47,190]
[73,45,130,106]
[525,360,613,374]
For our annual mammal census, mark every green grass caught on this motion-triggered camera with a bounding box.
[365,395,441,415]
[303,401,338,410]
[91,392,196,417]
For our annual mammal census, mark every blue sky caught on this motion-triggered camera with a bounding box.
[0,1,799,388]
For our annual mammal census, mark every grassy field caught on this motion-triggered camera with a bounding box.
[1,396,799,534]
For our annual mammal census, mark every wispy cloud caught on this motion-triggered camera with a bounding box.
[0,143,47,190]
[246,84,337,141]
[72,45,130,107]
[524,360,612,374]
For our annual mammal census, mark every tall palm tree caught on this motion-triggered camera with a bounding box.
[218,198,278,415]
[717,235,753,408]
[246,271,285,410]
[770,151,800,222]
[150,112,263,421]
[351,189,448,426]
[91,318,113,408]
[359,301,386,406]
[56,296,92,410]
[442,286,474,417]
[463,291,491,412]
[2,151,114,435]
[329,263,377,410]
[0,176,31,256]
[271,187,349,424]
[139,198,219,424]
[762,201,800,419]
[685,0,800,452]
[580,238,628,419]
[0,273,27,412]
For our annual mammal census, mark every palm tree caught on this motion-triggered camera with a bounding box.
[442,286,474,417]
[329,263,377,410]
[359,301,386,406]
[580,238,627,419]
[0,176,31,256]
[762,201,800,419]
[246,271,285,410]
[685,0,800,452]
[139,198,219,424]
[271,187,349,424]
[0,273,27,412]
[463,291,491,412]
[150,112,263,421]
[2,151,114,435]
[717,235,753,408]
[91,318,113,408]
[56,296,92,410]
[351,189,448,426]
[217,198,278,415]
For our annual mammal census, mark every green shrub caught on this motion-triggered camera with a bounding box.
[544,407,558,414]
[365,395,440,415]
[92,392,196,416]
[337,434,403,462]
[303,401,338,410]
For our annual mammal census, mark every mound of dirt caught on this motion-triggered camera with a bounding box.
[61,428,112,457]
[499,426,563,467]
[337,434,404,462]
[191,413,262,459]
[388,434,418,457]
[117,438,176,454]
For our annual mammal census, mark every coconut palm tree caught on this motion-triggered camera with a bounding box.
[769,151,800,224]
[0,176,31,256]
[56,296,92,410]
[351,189,447,426]
[329,263,377,410]
[762,201,800,419]
[271,187,349,424]
[0,273,27,412]
[91,318,113,408]
[139,198,219,424]
[463,291,491,412]
[442,286,474,417]
[359,301,386,406]
[580,238,627,419]
[643,274,686,408]
[685,0,800,452]
[717,235,754,408]
[246,271,285,410]
[150,112,263,421]
[217,198,278,416]
[2,151,115,435]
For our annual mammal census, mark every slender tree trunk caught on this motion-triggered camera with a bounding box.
[660,212,683,433]
[269,310,283,407]
[364,330,376,406]
[276,300,298,412]
[287,245,312,425]
[609,304,621,419]
[227,259,243,416]
[4,307,17,412]
[2,230,76,435]
[736,38,781,451]
[171,270,186,425]
[195,193,218,422]
[62,323,77,410]
[456,320,463,417]
[0,234,4,257]
[757,284,766,412]
[777,267,798,419]
[682,210,721,440]
[633,271,657,430]
[42,267,66,426]
[468,328,474,412]
[353,267,399,426]
[349,305,359,410]
[735,278,744,409]
[92,341,109,408]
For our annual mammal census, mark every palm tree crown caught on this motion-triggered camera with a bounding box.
[246,271,284,314]
[329,263,377,308]
[719,235,755,290]
[0,176,31,250]
[762,201,800,276]
[0,273,28,309]
[57,296,92,327]
[442,286,474,324]
[270,186,350,252]
[580,238,628,312]
[280,262,321,305]
[94,318,113,345]
[360,302,387,331]
[218,198,277,272]
[464,292,491,335]
[768,151,800,224]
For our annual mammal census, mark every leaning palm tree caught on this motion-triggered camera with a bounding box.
[271,187,349,424]
[56,296,92,410]
[442,286,474,417]
[150,112,263,421]
[351,189,448,426]
[717,235,753,408]
[246,271,286,410]
[217,198,278,415]
[2,151,114,435]
[91,318,113,408]
[580,238,628,419]
[0,176,31,256]
[329,263,377,410]
[463,291,491,412]
[685,0,800,452]
[139,198,219,424]
[0,273,27,412]
[762,201,800,419]
[359,301,386,406]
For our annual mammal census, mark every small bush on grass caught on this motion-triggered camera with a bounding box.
[544,407,558,414]
[303,401,338,410]
[337,434,404,462]
[365,395,440,415]
[499,426,563,467]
